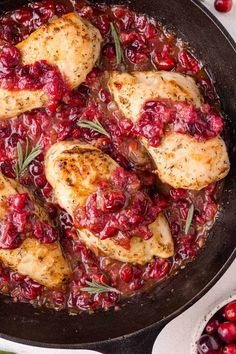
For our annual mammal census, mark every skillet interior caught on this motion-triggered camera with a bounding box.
[0,0,235,353]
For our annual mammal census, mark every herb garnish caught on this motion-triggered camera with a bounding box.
[110,22,122,65]
[77,119,111,139]
[81,280,120,295]
[15,139,42,180]
[184,204,195,235]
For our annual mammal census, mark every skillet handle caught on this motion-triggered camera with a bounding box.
[96,326,161,354]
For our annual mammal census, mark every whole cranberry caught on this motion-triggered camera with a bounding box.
[224,302,236,322]
[218,322,236,343]
[214,0,233,13]
[223,344,236,354]
[206,318,220,334]
[197,334,222,354]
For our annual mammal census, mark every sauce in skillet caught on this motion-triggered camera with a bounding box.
[0,0,225,313]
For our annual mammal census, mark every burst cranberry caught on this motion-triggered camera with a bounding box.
[152,51,175,70]
[0,44,20,68]
[218,322,236,343]
[13,8,32,23]
[33,220,58,243]
[34,174,47,188]
[10,272,25,282]
[169,188,187,200]
[20,279,42,300]
[223,344,236,354]
[99,88,111,103]
[0,222,20,249]
[102,43,116,60]
[214,0,233,12]
[224,302,236,322]
[120,264,133,283]
[146,259,169,279]
[145,23,157,39]
[197,334,222,354]
[206,318,220,334]
[7,193,29,211]
[179,50,200,73]
[47,203,57,219]
[101,191,126,213]
[1,162,15,178]
[126,48,149,64]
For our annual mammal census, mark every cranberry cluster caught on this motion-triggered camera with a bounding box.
[134,100,223,147]
[0,193,58,249]
[197,301,236,354]
[74,167,162,248]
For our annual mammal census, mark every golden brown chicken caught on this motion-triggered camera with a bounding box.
[0,12,102,120]
[45,141,174,265]
[108,71,230,190]
[0,173,71,288]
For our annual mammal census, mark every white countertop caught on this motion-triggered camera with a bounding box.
[0,1,235,353]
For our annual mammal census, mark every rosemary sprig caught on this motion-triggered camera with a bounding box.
[81,280,120,295]
[184,204,195,235]
[110,22,122,65]
[77,118,111,139]
[0,351,16,354]
[15,139,42,180]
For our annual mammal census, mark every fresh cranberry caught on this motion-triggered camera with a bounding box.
[197,334,222,354]
[120,264,133,283]
[214,0,233,12]
[224,302,236,322]
[206,318,220,334]
[218,322,236,343]
[223,344,236,354]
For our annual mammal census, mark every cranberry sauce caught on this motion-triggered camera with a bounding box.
[0,0,223,313]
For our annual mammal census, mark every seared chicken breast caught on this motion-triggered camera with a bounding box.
[108,71,203,122]
[109,71,230,190]
[45,141,174,264]
[0,174,71,288]
[149,132,230,190]
[0,12,102,120]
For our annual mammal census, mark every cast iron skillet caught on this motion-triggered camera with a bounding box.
[0,0,235,353]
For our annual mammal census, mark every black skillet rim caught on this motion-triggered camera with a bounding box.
[0,0,235,349]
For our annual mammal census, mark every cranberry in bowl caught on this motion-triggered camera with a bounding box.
[194,295,236,354]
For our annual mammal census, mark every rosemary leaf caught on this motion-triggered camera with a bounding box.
[15,139,42,179]
[77,119,111,138]
[185,204,194,235]
[110,22,122,65]
[81,280,120,295]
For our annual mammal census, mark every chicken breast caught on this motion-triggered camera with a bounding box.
[45,141,174,264]
[0,12,102,120]
[109,71,230,190]
[108,71,203,122]
[0,174,71,288]
[148,132,230,190]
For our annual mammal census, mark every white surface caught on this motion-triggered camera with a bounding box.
[0,1,235,353]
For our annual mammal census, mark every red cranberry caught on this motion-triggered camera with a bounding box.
[47,203,57,219]
[102,43,116,60]
[214,0,233,12]
[13,8,33,23]
[218,322,236,343]
[197,334,222,354]
[120,264,133,283]
[178,50,200,73]
[152,50,175,70]
[101,191,126,213]
[29,161,43,176]
[7,193,29,211]
[126,48,149,64]
[10,272,26,282]
[169,188,187,200]
[206,318,220,334]
[223,344,236,354]
[0,221,20,249]
[20,279,42,300]
[99,88,111,103]
[0,44,20,68]
[224,302,236,322]
[33,220,58,243]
